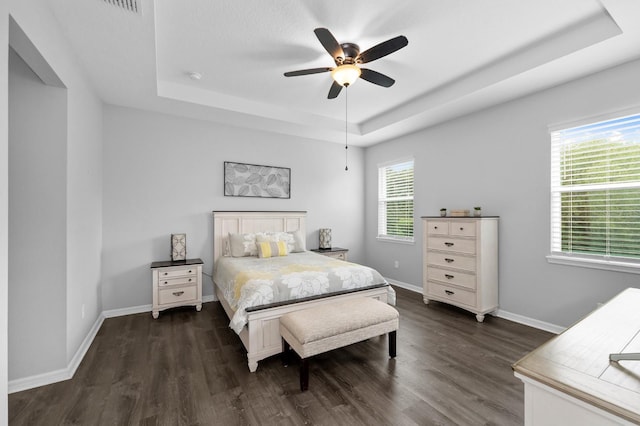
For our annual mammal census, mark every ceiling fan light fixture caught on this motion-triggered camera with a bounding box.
[331,64,361,87]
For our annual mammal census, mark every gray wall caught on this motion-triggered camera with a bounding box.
[365,58,640,328]
[102,106,365,310]
[1,0,9,418]
[7,2,103,386]
[8,48,67,379]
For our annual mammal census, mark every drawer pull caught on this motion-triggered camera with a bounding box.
[444,242,454,247]
[163,272,168,276]
[188,278,192,282]
[172,291,185,296]
[460,227,464,231]
[445,290,455,296]
[445,274,454,279]
[434,226,438,229]
[188,270,192,273]
[444,258,454,263]
[163,281,168,285]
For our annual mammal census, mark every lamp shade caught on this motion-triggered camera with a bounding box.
[331,64,361,87]
[319,228,332,249]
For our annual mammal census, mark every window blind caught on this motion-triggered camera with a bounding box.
[378,159,414,241]
[550,113,640,261]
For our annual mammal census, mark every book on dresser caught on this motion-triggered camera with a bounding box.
[421,216,499,322]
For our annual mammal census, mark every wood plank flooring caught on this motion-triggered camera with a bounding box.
[9,287,552,425]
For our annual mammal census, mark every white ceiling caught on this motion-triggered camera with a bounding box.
[47,0,640,146]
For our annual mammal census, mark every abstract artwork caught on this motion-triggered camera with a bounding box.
[224,162,291,199]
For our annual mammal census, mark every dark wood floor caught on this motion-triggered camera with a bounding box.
[9,287,552,425]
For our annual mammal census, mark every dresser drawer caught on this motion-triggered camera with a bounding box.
[428,281,476,307]
[158,285,197,305]
[426,251,476,272]
[427,237,476,254]
[426,221,449,235]
[158,275,197,287]
[449,221,476,237]
[427,267,476,290]
[157,267,197,279]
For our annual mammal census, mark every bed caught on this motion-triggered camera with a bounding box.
[212,211,394,372]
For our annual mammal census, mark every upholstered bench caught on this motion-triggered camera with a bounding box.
[280,297,399,391]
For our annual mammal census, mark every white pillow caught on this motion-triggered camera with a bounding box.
[288,230,306,253]
[228,233,258,257]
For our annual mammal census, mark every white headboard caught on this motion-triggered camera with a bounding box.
[212,211,307,266]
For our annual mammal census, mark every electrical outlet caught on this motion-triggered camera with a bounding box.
[394,260,399,268]
[81,304,85,319]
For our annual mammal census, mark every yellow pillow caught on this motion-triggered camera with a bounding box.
[257,241,288,258]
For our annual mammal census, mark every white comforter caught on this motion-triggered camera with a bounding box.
[214,251,394,333]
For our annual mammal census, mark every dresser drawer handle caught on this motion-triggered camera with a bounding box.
[172,291,185,296]
[444,258,454,263]
[444,242,454,247]
[459,227,464,231]
[434,226,438,229]
[163,281,168,285]
[445,290,455,296]
[163,272,168,276]
[445,274,454,279]
[188,270,192,274]
[188,278,192,282]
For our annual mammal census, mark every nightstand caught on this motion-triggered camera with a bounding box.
[311,247,349,261]
[150,258,203,319]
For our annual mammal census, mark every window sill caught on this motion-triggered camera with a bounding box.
[546,254,640,274]
[376,236,415,245]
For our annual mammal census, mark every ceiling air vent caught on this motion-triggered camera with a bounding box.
[103,0,140,14]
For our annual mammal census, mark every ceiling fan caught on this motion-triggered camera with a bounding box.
[284,28,408,99]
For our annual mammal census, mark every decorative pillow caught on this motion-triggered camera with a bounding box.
[257,241,288,258]
[228,233,258,257]
[256,231,305,253]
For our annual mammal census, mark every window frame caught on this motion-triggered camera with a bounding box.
[377,157,415,244]
[547,109,640,274]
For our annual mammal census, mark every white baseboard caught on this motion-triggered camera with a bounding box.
[384,276,564,334]
[9,295,218,393]
[495,309,564,334]
[8,313,105,394]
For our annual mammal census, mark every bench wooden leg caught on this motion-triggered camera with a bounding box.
[389,330,397,358]
[300,358,309,392]
[282,338,290,367]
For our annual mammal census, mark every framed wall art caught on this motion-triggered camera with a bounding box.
[224,161,291,199]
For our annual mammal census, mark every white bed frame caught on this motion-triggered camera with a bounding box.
[212,211,390,372]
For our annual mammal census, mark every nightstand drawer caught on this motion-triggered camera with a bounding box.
[158,276,197,287]
[427,237,476,254]
[426,251,476,272]
[428,282,476,307]
[158,285,197,305]
[157,267,197,279]
[326,251,346,260]
[427,267,476,290]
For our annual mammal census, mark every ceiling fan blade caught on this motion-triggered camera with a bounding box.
[357,35,408,64]
[328,81,343,99]
[284,67,332,77]
[314,28,345,61]
[359,68,395,87]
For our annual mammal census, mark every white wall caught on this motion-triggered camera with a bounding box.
[365,58,640,328]
[102,106,364,310]
[1,0,9,421]
[7,0,103,385]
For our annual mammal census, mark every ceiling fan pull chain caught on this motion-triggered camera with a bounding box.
[345,87,349,171]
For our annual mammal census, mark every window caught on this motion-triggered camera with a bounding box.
[378,159,414,243]
[549,112,640,272]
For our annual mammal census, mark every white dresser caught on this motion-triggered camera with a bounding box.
[422,216,498,322]
[151,258,203,319]
[513,288,640,425]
